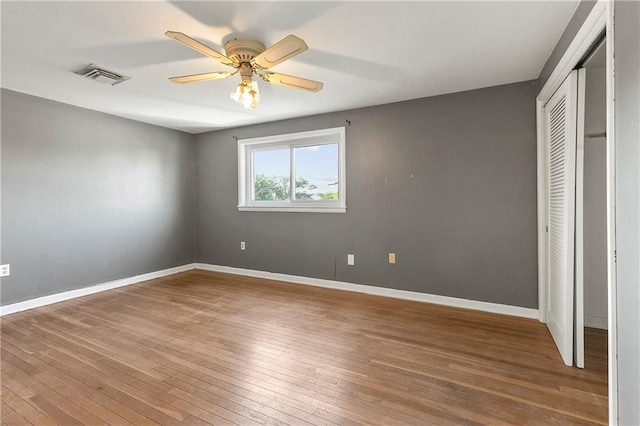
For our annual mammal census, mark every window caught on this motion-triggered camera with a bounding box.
[238,127,346,212]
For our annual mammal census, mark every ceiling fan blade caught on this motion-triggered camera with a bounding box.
[251,35,308,69]
[260,72,323,92]
[165,31,235,67]
[169,71,236,84]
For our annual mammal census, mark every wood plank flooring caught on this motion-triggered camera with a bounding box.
[1,270,608,425]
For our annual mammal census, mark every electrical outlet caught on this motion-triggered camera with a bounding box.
[347,254,355,266]
[240,241,246,250]
[0,264,10,277]
[388,253,396,264]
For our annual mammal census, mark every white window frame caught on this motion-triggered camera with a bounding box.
[238,127,346,213]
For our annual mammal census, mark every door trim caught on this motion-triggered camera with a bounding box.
[535,0,617,423]
[604,3,617,423]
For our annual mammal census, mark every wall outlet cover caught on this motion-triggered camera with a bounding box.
[347,254,355,266]
[388,253,396,264]
[240,242,246,250]
[0,264,10,277]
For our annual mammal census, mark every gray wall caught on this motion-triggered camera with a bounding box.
[1,90,196,305]
[614,0,640,423]
[583,66,607,329]
[537,0,597,92]
[196,81,539,308]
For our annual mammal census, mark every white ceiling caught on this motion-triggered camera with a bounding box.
[1,1,578,134]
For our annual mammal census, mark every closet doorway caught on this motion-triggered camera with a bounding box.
[541,37,608,369]
[535,2,615,422]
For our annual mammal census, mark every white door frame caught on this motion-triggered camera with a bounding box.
[535,0,617,423]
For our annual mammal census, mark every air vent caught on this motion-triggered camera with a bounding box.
[75,64,130,86]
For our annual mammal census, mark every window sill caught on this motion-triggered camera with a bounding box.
[238,206,346,213]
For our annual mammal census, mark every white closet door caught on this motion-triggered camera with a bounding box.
[545,70,578,367]
[575,68,586,369]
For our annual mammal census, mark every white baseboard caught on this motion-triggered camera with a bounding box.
[194,263,539,320]
[0,263,197,316]
[2,263,539,320]
[585,315,608,330]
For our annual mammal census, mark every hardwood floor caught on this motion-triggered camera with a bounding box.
[1,270,608,425]
[584,327,608,374]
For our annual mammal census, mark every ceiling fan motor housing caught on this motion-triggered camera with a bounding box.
[225,39,266,65]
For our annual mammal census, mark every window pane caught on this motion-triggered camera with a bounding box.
[294,143,339,201]
[252,148,290,201]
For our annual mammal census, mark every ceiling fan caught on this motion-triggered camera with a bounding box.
[165,31,323,110]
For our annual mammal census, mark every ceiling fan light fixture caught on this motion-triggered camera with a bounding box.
[231,78,260,109]
[165,32,322,107]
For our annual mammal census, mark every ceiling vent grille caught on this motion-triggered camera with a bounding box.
[75,64,130,86]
